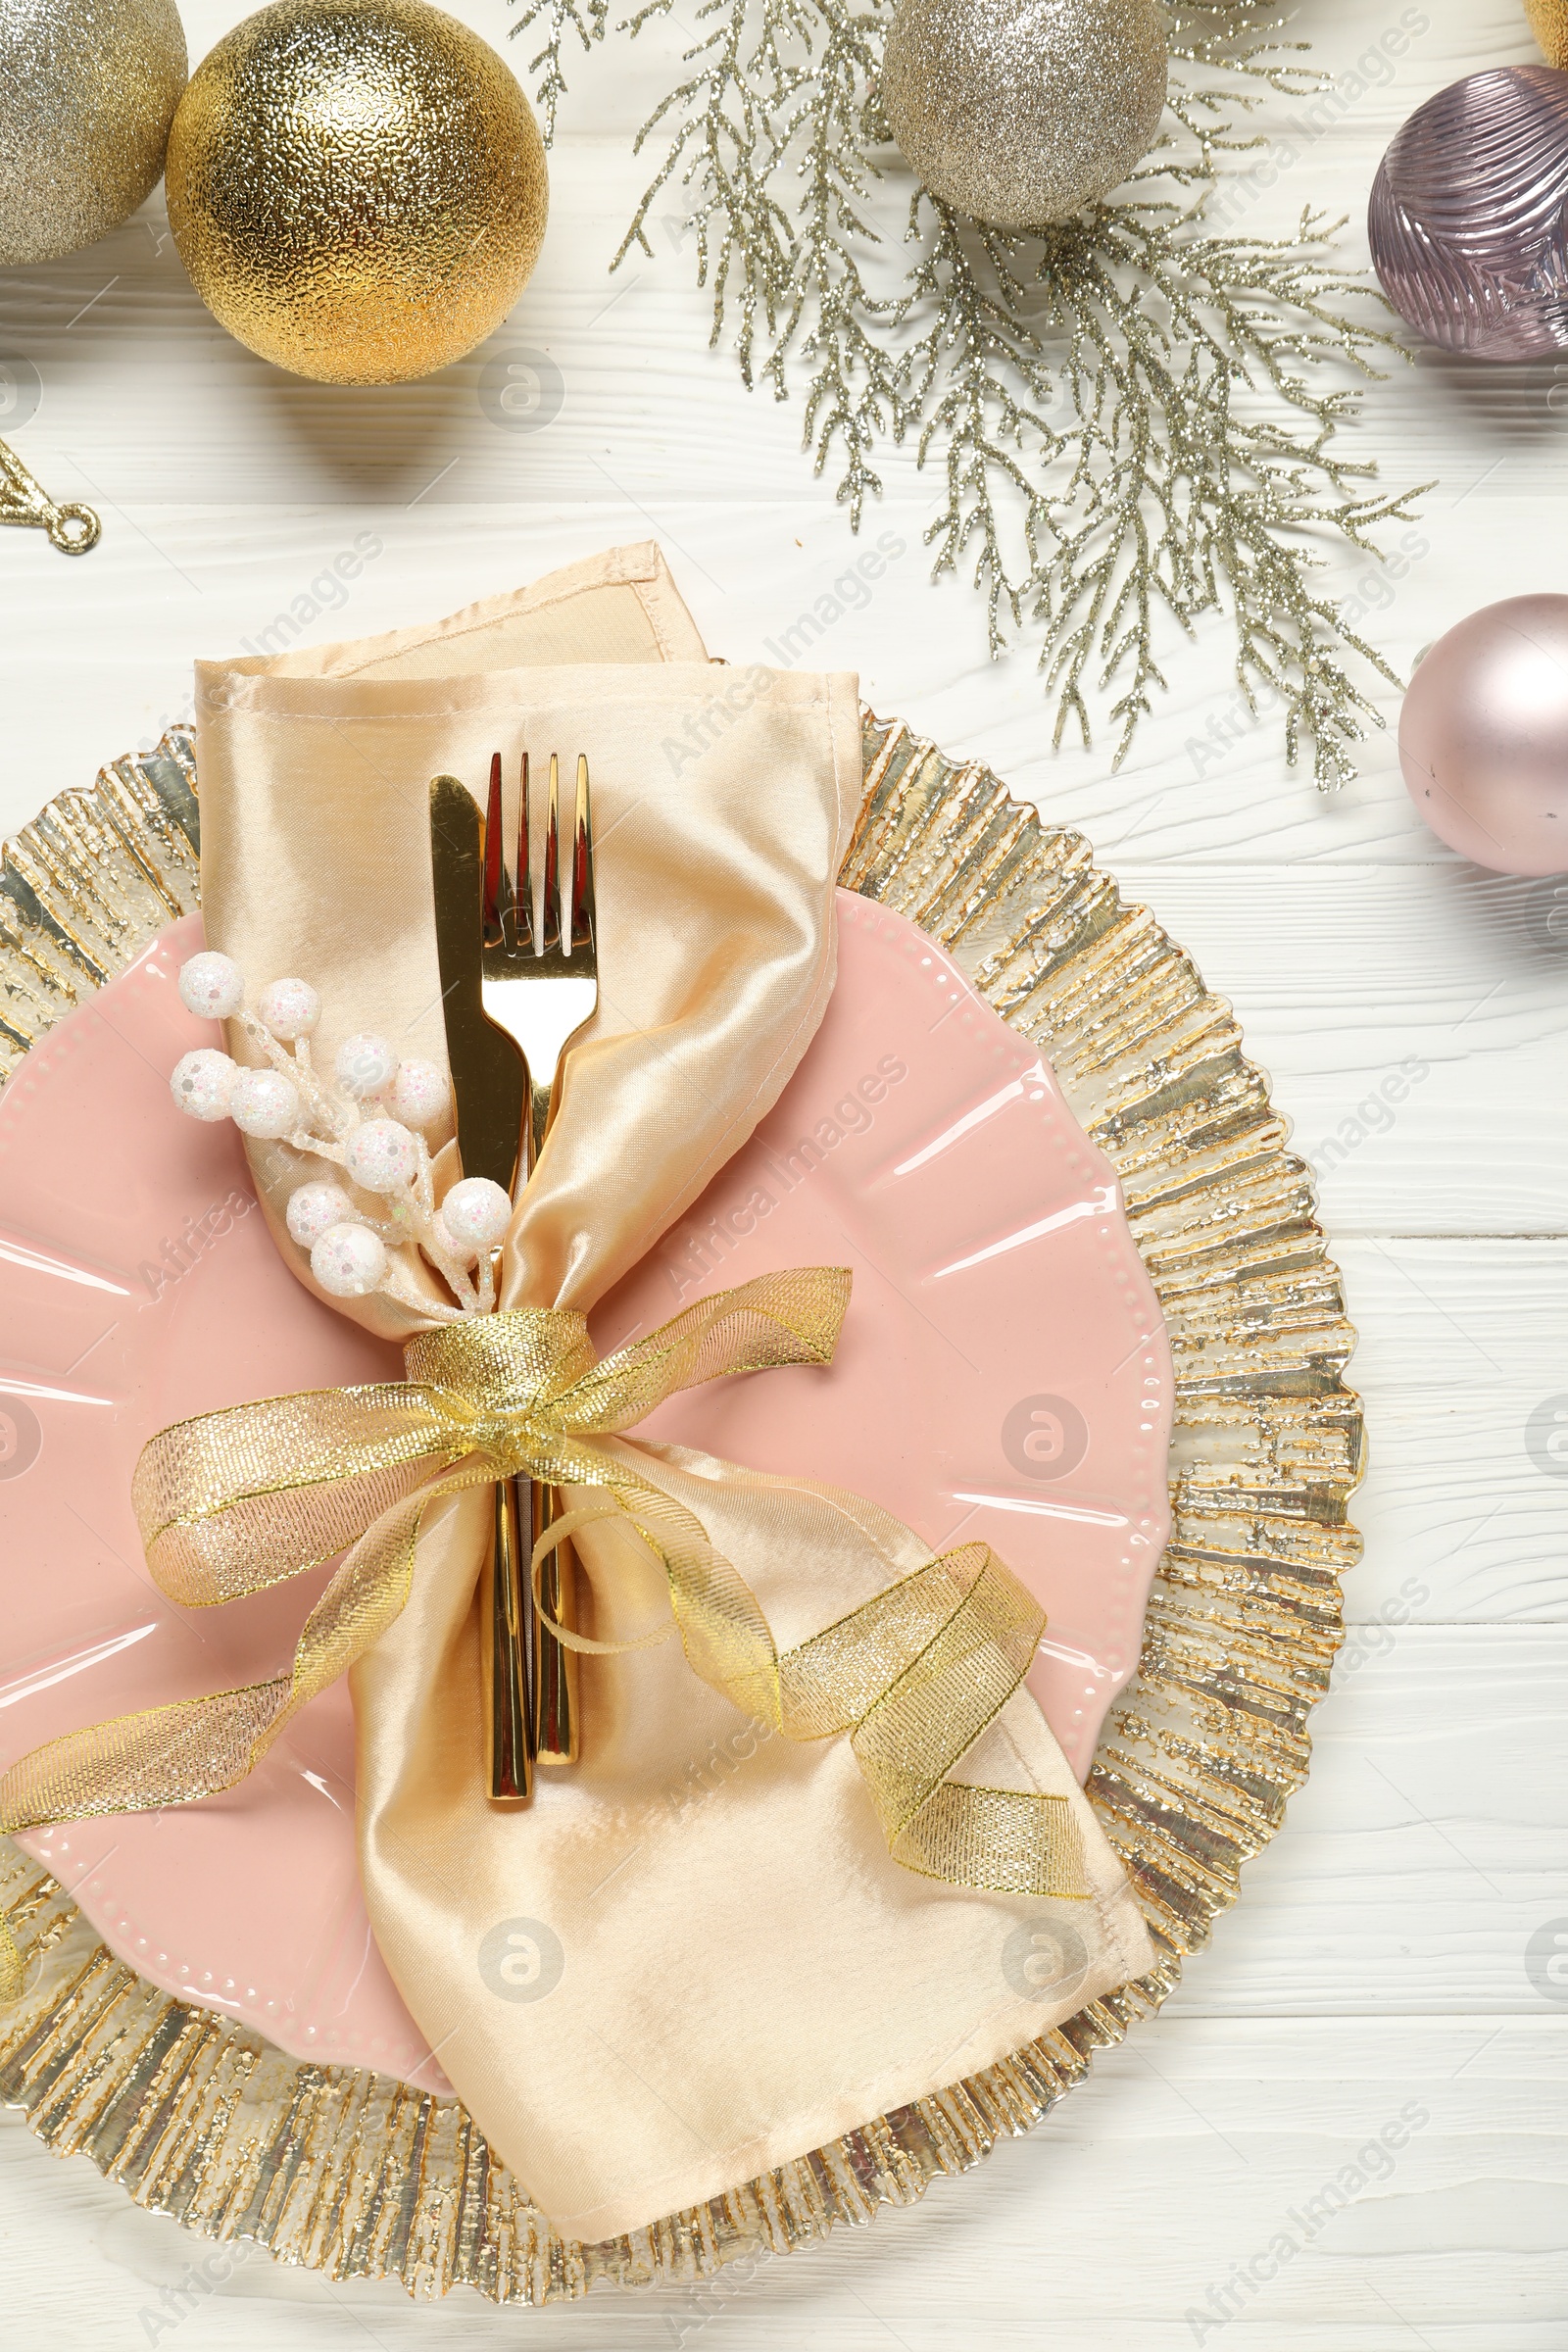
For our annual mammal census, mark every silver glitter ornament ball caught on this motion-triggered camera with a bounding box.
[880,0,1167,230]
[0,0,187,266]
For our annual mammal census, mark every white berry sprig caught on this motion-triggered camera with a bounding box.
[170,951,512,1319]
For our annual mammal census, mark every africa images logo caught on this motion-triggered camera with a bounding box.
[1001,1917,1089,2005]
[477,1917,565,2004]
[477,348,565,435]
[0,1395,41,1480]
[1526,1395,1568,1479]
[1002,1393,1089,1482]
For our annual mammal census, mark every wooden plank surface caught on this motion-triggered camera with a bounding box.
[0,0,1564,2340]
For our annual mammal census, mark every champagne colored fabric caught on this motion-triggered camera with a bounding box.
[248,540,710,682]
[188,543,1153,2241]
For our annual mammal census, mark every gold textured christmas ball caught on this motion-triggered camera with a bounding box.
[166,0,548,384]
[1527,0,1568,67]
[0,0,187,265]
[881,0,1168,230]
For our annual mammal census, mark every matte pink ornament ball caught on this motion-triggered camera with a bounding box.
[1399,596,1568,874]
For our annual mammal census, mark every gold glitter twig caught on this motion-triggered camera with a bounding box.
[514,0,1423,790]
[507,0,609,141]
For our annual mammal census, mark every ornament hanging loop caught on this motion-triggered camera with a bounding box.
[0,436,101,556]
[43,501,102,556]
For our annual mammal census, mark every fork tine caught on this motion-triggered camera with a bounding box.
[540,753,562,955]
[570,754,594,959]
[514,750,534,956]
[482,752,507,948]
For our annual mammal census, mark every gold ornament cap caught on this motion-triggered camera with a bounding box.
[880,0,1167,230]
[166,0,548,385]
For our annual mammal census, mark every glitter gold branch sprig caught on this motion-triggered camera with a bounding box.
[899,195,1424,779]
[509,0,609,141]
[510,0,1424,788]
[1157,0,1321,172]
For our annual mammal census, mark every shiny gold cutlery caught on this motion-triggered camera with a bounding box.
[480,750,597,1770]
[429,772,533,1804]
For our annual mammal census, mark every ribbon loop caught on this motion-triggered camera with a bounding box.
[133,1384,481,1607]
[0,1267,1086,1916]
[530,1502,677,1655]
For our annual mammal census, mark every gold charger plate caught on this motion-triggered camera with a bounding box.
[0,714,1363,2303]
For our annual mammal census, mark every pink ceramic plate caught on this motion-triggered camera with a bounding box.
[0,895,1171,2085]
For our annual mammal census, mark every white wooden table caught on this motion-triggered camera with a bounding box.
[2,0,1565,2342]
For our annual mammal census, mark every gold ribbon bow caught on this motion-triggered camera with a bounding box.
[0,1269,1082,1999]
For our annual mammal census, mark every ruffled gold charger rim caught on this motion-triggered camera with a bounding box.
[0,713,1363,2304]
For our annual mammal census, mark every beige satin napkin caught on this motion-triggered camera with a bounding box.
[188,542,1153,2243]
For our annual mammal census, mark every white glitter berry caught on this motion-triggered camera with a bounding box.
[177,953,244,1022]
[257,977,320,1041]
[311,1223,388,1298]
[345,1118,418,1195]
[228,1068,301,1140]
[286,1182,357,1248]
[335,1033,398,1100]
[440,1177,513,1250]
[390,1057,448,1130]
[171,1049,237,1122]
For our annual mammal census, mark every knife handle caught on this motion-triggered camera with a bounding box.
[532,1485,580,1767]
[484,1475,533,1804]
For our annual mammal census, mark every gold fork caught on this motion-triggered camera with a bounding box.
[480,750,597,1773]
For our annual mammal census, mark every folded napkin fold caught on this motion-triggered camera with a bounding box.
[46,546,1157,2240]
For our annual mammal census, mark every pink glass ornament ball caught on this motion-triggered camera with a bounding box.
[1369,65,1568,360]
[1399,595,1568,873]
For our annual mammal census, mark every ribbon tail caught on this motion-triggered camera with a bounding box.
[0,1678,292,1836]
[891,1781,1087,1899]
[784,1543,1088,1900]
[0,1455,498,1839]
[546,1267,852,1435]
